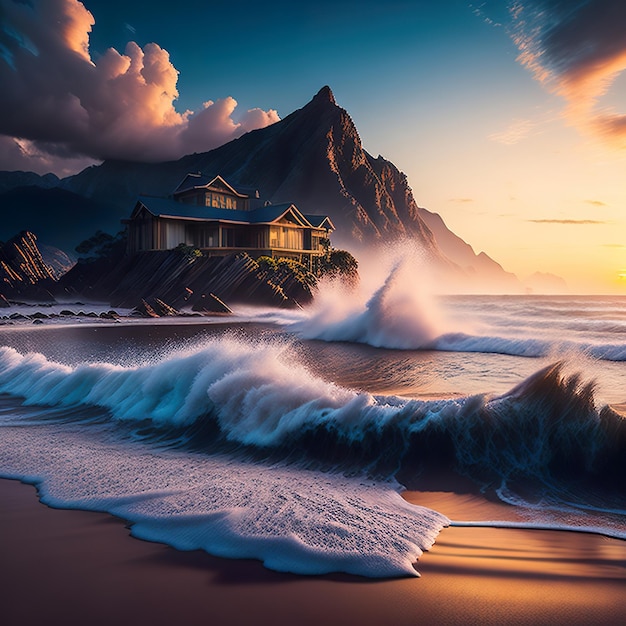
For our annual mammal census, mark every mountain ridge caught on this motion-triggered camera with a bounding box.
[0,86,518,289]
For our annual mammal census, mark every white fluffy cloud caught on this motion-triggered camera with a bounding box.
[0,0,279,173]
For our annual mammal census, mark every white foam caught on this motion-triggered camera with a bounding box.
[0,423,448,578]
[0,341,434,447]
[292,258,443,349]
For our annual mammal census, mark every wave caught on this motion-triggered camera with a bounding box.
[287,265,626,361]
[428,332,626,361]
[1,338,625,577]
[1,341,624,492]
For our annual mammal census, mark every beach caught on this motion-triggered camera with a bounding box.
[2,478,625,626]
[1,299,625,625]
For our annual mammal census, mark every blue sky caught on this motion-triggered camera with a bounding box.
[1,0,625,291]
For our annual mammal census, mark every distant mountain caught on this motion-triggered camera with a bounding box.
[0,171,59,194]
[419,208,521,292]
[0,186,120,251]
[524,272,569,294]
[0,86,520,289]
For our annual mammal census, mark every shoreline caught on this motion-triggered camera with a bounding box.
[2,478,625,626]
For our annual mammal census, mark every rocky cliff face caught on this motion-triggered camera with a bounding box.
[57,250,313,310]
[418,208,521,292]
[0,231,56,300]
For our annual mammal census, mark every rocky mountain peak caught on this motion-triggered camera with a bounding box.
[312,85,337,105]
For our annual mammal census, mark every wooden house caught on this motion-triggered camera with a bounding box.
[124,174,334,271]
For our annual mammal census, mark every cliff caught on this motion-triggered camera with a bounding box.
[57,250,313,310]
[0,231,56,300]
[418,208,521,292]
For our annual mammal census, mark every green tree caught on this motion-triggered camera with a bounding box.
[319,249,359,285]
[75,230,126,259]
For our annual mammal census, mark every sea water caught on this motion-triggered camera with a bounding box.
[0,277,625,578]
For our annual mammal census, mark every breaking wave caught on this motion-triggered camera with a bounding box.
[1,340,624,491]
[289,263,626,361]
[1,335,625,578]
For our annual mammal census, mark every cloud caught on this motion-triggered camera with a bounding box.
[0,135,98,176]
[527,219,607,225]
[0,0,280,173]
[585,199,607,206]
[489,118,536,145]
[505,0,626,146]
[448,198,474,203]
[489,120,534,145]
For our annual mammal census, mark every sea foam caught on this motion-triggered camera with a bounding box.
[1,335,624,576]
[0,423,447,578]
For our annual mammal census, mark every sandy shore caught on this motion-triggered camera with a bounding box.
[1,479,624,626]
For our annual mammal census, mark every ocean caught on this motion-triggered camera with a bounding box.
[0,279,625,578]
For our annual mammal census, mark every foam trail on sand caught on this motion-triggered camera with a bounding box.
[0,425,447,578]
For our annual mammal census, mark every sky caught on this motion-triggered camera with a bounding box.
[1,0,625,293]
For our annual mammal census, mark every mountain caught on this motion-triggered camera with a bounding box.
[0,86,518,288]
[55,86,439,250]
[418,208,521,292]
[0,186,121,250]
[0,171,59,194]
[524,272,569,294]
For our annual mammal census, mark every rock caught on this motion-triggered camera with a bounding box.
[0,231,57,300]
[99,310,120,319]
[192,293,233,315]
[28,312,49,319]
[153,298,180,316]
[131,300,160,318]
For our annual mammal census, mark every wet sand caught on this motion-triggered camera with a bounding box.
[2,478,624,626]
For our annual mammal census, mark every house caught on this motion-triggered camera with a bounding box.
[124,174,334,271]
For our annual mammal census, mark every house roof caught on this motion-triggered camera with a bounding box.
[304,214,335,230]
[134,196,333,229]
[173,173,252,198]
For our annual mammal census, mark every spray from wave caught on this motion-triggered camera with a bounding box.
[287,252,626,361]
[293,253,444,349]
